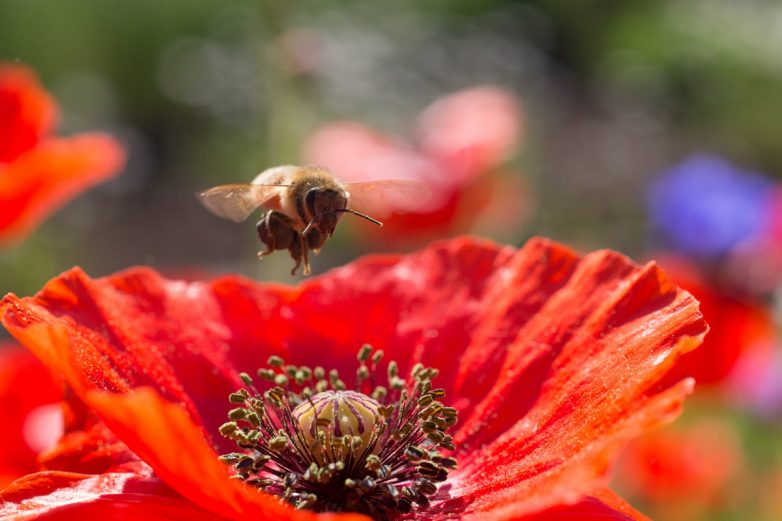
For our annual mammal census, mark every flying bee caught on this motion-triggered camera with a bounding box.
[197,165,429,275]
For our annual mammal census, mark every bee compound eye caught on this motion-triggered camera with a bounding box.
[336,192,348,210]
[305,188,319,214]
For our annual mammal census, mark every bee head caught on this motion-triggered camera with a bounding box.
[304,188,348,236]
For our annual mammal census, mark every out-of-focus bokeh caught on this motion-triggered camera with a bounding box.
[3,0,781,288]
[2,1,782,519]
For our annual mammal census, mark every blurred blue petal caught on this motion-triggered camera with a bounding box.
[648,154,772,257]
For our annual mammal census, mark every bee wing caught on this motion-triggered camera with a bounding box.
[197,184,287,223]
[344,179,432,219]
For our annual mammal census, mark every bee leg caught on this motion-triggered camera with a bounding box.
[288,232,304,276]
[302,252,311,275]
[306,228,326,254]
[289,256,302,276]
[300,234,311,276]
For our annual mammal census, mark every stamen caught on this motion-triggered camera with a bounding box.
[218,345,459,518]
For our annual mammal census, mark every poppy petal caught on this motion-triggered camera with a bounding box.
[0,134,125,244]
[454,244,705,448]
[438,244,704,517]
[0,470,220,520]
[0,65,57,162]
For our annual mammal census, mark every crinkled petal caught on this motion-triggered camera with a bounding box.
[0,134,125,244]
[0,470,220,520]
[453,243,706,448]
[0,64,57,162]
[436,241,704,517]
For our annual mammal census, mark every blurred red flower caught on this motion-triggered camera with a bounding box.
[0,340,153,495]
[0,64,126,245]
[303,87,530,247]
[615,418,742,519]
[1,237,706,519]
[0,343,61,488]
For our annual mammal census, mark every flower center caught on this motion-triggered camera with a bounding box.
[218,345,458,519]
[292,390,380,458]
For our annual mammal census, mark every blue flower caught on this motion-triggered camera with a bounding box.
[647,154,772,257]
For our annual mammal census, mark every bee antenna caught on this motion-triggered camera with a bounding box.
[337,208,383,227]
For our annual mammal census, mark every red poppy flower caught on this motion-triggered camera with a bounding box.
[302,87,529,246]
[0,64,125,245]
[1,237,706,519]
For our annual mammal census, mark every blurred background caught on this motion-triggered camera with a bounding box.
[2,0,782,519]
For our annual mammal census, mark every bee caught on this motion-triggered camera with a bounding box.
[197,165,429,275]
